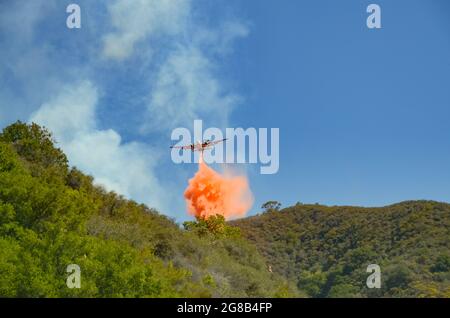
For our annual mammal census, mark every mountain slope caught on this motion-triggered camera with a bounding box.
[1,121,448,298]
[232,201,450,297]
[0,121,296,297]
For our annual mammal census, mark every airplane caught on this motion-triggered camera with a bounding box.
[170,138,227,152]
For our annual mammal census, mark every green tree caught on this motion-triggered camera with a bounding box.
[261,201,282,212]
[0,121,68,170]
[431,255,450,273]
[184,215,241,238]
[298,270,327,297]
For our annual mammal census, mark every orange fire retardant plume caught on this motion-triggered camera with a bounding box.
[184,157,253,220]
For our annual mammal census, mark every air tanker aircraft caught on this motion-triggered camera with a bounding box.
[170,138,227,152]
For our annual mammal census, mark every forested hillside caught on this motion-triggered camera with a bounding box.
[1,121,448,298]
[0,121,295,297]
[232,201,450,297]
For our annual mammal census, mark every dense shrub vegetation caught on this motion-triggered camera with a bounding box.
[232,201,450,297]
[0,121,295,297]
[1,121,448,298]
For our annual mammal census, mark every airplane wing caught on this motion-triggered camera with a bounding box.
[208,138,227,146]
[170,144,192,150]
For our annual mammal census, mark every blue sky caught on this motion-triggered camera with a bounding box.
[1,0,449,221]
